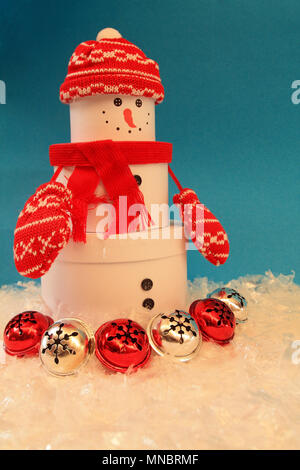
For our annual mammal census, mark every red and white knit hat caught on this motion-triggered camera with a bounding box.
[60,28,164,104]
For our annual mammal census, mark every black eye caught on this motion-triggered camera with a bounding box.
[136,98,142,107]
[114,97,122,106]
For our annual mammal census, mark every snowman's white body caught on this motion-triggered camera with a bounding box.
[41,94,187,327]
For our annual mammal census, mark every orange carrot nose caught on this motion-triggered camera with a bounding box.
[123,108,136,128]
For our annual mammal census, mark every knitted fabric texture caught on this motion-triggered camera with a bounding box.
[173,188,230,266]
[60,37,164,104]
[50,140,157,240]
[14,182,73,279]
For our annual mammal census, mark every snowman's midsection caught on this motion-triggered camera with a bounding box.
[41,222,187,326]
[55,163,170,231]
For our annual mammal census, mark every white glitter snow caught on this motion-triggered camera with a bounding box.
[0,271,299,450]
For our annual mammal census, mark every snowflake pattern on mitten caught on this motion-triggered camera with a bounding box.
[173,188,230,266]
[14,182,73,278]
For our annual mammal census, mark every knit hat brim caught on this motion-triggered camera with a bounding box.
[60,71,164,104]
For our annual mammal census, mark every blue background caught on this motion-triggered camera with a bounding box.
[0,0,299,285]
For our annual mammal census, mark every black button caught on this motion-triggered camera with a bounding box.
[134,174,142,186]
[114,97,122,106]
[141,278,153,291]
[143,298,154,310]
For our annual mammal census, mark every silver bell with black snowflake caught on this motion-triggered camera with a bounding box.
[39,318,95,376]
[147,310,202,362]
[207,287,247,323]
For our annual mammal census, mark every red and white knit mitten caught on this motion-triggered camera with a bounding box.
[14,182,73,279]
[173,188,230,266]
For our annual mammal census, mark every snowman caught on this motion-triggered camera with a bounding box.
[14,28,229,326]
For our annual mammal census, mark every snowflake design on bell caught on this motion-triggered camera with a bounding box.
[6,311,37,336]
[222,288,246,307]
[39,318,95,376]
[206,302,234,328]
[41,323,78,364]
[147,310,202,362]
[161,310,197,344]
[107,319,145,351]
[207,287,247,323]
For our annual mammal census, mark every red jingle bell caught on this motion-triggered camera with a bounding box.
[3,311,54,357]
[189,298,236,345]
[95,319,151,373]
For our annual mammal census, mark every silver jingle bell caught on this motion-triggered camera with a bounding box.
[39,318,95,376]
[147,310,202,362]
[207,287,248,323]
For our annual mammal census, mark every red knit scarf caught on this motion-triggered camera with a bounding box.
[49,140,172,241]
[49,140,229,266]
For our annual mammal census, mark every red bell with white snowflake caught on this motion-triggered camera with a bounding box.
[3,311,53,357]
[95,319,151,373]
[189,298,236,344]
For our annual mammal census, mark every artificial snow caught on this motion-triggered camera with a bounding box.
[0,271,299,450]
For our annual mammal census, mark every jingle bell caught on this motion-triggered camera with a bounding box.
[95,319,151,373]
[207,287,247,323]
[3,311,53,357]
[147,310,202,362]
[39,318,95,376]
[189,298,236,344]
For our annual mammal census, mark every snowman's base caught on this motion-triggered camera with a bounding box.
[41,223,187,327]
[1,271,300,450]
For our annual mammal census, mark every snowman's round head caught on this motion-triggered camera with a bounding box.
[60,28,164,142]
[70,93,155,142]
